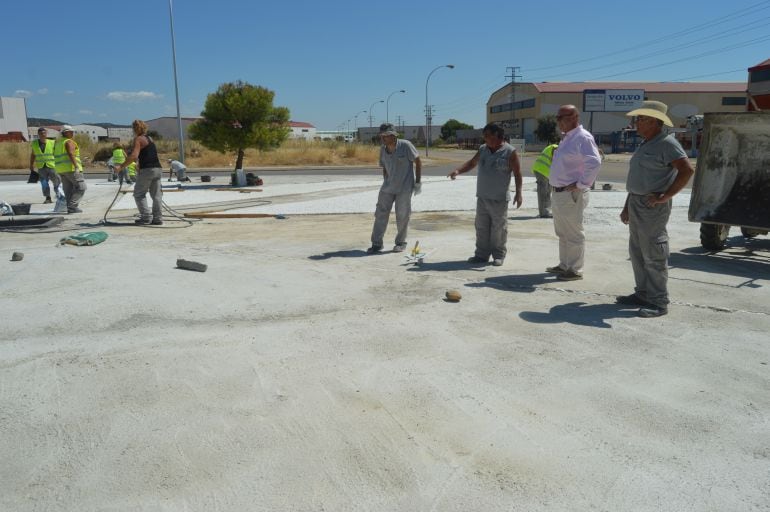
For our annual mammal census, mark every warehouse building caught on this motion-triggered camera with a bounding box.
[486,81,747,143]
[0,96,29,141]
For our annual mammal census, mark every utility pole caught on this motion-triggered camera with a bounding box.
[505,66,521,139]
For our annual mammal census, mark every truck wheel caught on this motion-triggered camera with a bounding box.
[700,223,730,250]
[740,227,760,238]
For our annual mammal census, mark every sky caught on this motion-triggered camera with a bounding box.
[3,0,769,131]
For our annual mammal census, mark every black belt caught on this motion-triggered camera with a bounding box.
[553,186,569,192]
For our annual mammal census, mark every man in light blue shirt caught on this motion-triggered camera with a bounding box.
[546,105,602,281]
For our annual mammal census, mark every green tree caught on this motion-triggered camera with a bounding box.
[534,115,560,144]
[441,119,473,141]
[188,81,290,170]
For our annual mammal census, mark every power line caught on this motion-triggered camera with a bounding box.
[587,33,770,80]
[523,0,770,74]
[528,17,770,82]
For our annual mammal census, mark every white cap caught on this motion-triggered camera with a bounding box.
[61,124,74,133]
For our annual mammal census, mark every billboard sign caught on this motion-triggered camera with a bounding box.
[583,89,644,112]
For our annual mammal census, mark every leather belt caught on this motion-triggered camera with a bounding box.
[553,186,569,192]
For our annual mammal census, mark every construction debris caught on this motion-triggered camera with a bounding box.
[11,252,23,261]
[176,258,208,272]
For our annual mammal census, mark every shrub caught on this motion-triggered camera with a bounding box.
[92,146,113,162]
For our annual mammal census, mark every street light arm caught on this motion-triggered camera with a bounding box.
[425,65,454,157]
[368,100,384,128]
[385,89,406,124]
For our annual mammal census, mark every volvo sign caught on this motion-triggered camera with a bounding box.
[583,89,645,112]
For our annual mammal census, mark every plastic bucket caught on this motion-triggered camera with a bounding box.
[11,203,31,215]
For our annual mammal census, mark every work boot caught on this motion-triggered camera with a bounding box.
[638,305,668,318]
[44,197,52,204]
[366,245,382,254]
[492,258,504,266]
[545,265,565,274]
[467,256,488,264]
[616,293,651,307]
[393,243,407,252]
[151,219,163,225]
[67,207,83,213]
[557,270,583,281]
[135,218,151,225]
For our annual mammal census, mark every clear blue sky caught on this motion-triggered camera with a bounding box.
[3,0,768,130]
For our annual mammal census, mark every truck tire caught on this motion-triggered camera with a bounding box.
[700,223,730,250]
[740,227,761,238]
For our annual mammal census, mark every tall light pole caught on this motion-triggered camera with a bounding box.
[385,89,406,124]
[368,100,384,128]
[424,64,454,157]
[168,0,184,163]
[353,110,367,140]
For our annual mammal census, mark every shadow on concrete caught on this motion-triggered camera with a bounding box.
[465,273,555,293]
[671,242,770,288]
[406,260,488,272]
[308,249,370,260]
[519,302,638,329]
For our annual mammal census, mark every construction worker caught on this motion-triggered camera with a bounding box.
[617,100,694,318]
[448,122,523,266]
[367,123,421,253]
[126,161,137,184]
[110,143,126,183]
[168,159,190,182]
[53,125,87,213]
[115,119,163,225]
[531,143,557,218]
[29,127,62,204]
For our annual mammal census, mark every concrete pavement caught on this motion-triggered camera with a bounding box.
[0,173,768,511]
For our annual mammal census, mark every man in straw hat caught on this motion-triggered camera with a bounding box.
[617,100,694,318]
[367,123,421,254]
[546,105,602,281]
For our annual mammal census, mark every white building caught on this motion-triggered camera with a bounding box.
[288,121,316,140]
[357,125,441,144]
[106,126,133,142]
[145,116,201,140]
[72,124,108,143]
[28,126,61,141]
[0,96,29,141]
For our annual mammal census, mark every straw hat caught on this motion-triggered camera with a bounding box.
[626,100,673,127]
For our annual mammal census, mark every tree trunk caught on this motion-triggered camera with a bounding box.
[235,148,245,170]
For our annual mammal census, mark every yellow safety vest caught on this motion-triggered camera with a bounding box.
[532,144,558,178]
[112,148,126,164]
[54,137,81,174]
[31,139,56,169]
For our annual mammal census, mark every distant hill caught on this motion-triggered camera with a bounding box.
[27,118,131,128]
[28,117,65,126]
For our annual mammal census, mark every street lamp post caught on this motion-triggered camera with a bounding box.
[368,100,384,128]
[424,64,454,157]
[385,89,406,124]
[353,110,367,140]
[168,0,184,163]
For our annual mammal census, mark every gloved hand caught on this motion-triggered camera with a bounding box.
[413,182,422,196]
